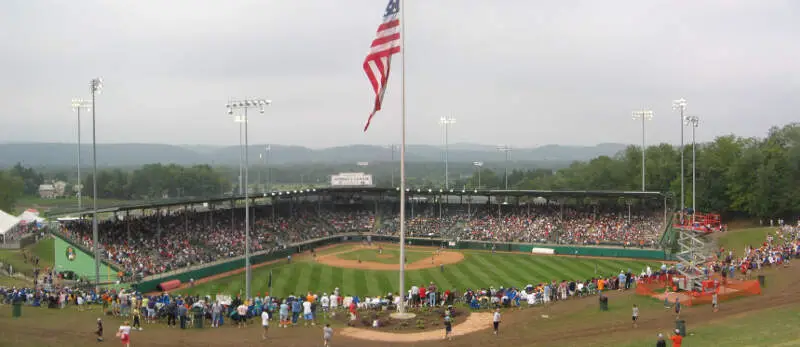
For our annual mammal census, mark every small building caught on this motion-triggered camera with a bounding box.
[38,184,56,199]
[53,181,68,196]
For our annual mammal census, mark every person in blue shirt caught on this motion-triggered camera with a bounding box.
[291,298,302,326]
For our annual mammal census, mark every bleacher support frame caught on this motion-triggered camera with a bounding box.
[674,226,710,291]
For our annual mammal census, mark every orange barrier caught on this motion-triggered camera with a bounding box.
[636,278,761,307]
[157,279,181,291]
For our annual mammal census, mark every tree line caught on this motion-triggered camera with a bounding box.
[1,123,797,219]
[452,123,799,219]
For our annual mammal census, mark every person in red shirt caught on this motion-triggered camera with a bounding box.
[418,286,427,307]
[670,329,683,347]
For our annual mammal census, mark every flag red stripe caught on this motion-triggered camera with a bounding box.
[371,33,401,48]
[363,1,401,132]
[377,20,400,32]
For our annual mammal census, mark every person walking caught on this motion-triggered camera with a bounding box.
[95,318,104,342]
[261,308,270,340]
[674,298,681,320]
[632,304,639,328]
[712,292,719,312]
[323,324,333,347]
[492,308,501,335]
[117,321,131,347]
[443,313,453,340]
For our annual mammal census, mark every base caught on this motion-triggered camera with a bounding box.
[390,312,417,320]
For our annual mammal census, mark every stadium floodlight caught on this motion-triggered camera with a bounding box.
[385,144,400,187]
[71,98,91,211]
[497,145,512,190]
[88,78,103,292]
[672,98,687,222]
[685,115,700,223]
[227,97,271,301]
[438,116,456,190]
[632,110,654,192]
[473,161,483,189]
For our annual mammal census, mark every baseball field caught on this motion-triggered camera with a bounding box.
[177,243,662,298]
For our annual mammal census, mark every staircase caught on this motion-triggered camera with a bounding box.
[675,226,711,291]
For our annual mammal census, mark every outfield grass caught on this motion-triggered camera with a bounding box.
[0,238,54,277]
[336,248,432,264]
[180,245,658,298]
[717,227,776,251]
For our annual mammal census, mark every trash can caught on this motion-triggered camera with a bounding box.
[757,275,766,287]
[599,296,608,311]
[192,307,204,329]
[12,303,22,318]
[675,319,686,337]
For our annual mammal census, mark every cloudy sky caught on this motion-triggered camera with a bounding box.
[0,0,797,149]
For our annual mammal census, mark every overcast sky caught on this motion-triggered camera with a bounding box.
[0,0,797,149]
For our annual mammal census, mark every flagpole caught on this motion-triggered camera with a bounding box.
[397,0,408,316]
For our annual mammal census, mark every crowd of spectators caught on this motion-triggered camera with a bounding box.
[57,203,667,278]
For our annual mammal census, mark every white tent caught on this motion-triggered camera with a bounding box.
[0,210,22,242]
[18,210,45,224]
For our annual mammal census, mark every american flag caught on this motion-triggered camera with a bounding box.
[362,0,401,132]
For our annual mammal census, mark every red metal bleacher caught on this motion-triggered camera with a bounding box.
[672,212,723,234]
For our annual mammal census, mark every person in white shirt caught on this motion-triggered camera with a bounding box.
[321,294,330,315]
[329,293,338,310]
[303,300,314,326]
[118,321,132,347]
[410,285,420,307]
[632,304,639,328]
[261,309,270,340]
[237,304,248,328]
[492,309,501,335]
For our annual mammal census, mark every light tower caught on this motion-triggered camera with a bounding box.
[672,98,687,223]
[226,98,271,300]
[632,110,653,192]
[685,115,699,223]
[89,77,103,292]
[497,145,512,190]
[438,116,456,189]
[71,99,91,210]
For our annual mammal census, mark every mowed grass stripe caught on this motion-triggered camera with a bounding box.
[448,262,485,289]
[315,264,334,294]
[376,271,394,296]
[293,263,313,295]
[469,253,523,286]
[439,262,467,290]
[481,253,538,285]
[498,253,554,284]
[330,267,345,294]
[353,269,369,295]
[458,255,498,288]
[535,257,585,280]
[303,263,323,294]
[342,268,358,295]
[421,268,452,291]
[515,256,571,282]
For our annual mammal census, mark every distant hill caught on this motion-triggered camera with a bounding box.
[0,142,628,168]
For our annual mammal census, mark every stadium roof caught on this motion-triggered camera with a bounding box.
[52,187,663,217]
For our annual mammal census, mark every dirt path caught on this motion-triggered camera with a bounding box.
[340,312,492,342]
[316,245,464,271]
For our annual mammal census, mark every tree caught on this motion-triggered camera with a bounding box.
[10,163,44,196]
[0,171,24,212]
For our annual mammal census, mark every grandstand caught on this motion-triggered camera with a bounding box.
[51,187,670,285]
